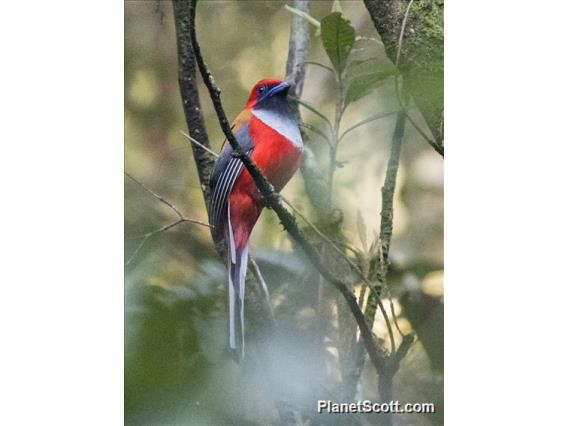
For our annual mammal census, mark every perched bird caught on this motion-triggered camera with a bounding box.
[209,78,304,360]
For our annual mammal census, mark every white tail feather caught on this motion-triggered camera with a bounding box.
[227,202,248,360]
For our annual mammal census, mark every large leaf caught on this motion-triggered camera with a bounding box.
[345,57,393,78]
[344,71,394,105]
[320,12,355,74]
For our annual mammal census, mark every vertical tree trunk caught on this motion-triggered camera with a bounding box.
[363,0,444,145]
[285,0,310,99]
[378,367,395,426]
[172,0,215,208]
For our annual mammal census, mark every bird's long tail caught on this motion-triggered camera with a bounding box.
[227,209,248,361]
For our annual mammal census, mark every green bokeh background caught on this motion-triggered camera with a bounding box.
[125,1,443,425]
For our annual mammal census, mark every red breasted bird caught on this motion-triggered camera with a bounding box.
[209,78,304,360]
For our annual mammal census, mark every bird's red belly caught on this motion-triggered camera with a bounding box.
[228,117,302,249]
[234,117,303,200]
[253,140,302,192]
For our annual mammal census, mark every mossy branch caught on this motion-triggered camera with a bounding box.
[364,0,444,155]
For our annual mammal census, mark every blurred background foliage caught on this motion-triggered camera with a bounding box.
[125,1,443,425]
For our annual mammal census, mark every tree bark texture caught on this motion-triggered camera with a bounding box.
[172,0,215,206]
[364,0,444,145]
[285,0,310,99]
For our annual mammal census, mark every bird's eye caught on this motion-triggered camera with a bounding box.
[259,85,267,94]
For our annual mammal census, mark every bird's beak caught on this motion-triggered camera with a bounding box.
[266,81,290,98]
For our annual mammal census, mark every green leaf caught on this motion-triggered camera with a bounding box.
[346,57,385,77]
[346,56,396,79]
[345,71,394,105]
[320,12,355,74]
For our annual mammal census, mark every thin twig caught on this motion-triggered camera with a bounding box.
[180,130,219,158]
[283,3,320,29]
[377,242,404,338]
[394,0,414,68]
[338,110,399,143]
[393,333,414,366]
[394,80,442,155]
[389,298,404,336]
[300,122,331,146]
[125,172,184,220]
[357,285,367,308]
[125,172,210,227]
[127,218,210,241]
[301,61,334,74]
[249,256,276,323]
[125,171,211,265]
[327,70,345,202]
[289,97,334,132]
[126,218,206,266]
[126,235,151,266]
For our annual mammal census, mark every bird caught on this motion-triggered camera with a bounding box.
[209,78,304,360]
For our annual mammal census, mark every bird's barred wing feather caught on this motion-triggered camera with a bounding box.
[209,111,254,242]
[209,150,252,240]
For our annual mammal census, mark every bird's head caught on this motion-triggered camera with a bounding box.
[245,78,291,110]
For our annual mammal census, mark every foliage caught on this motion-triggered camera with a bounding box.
[320,12,355,74]
[125,1,443,425]
[286,4,395,150]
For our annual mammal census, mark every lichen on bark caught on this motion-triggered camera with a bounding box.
[364,0,444,144]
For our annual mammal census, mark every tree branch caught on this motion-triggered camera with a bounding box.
[285,0,311,99]
[126,170,180,214]
[392,0,443,157]
[249,257,276,323]
[364,0,444,156]
[285,2,336,225]
[172,0,216,206]
[363,111,405,333]
[338,110,399,143]
[179,130,218,158]
[125,172,212,265]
